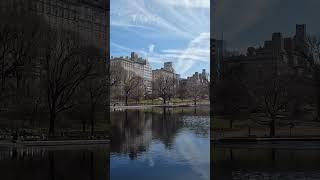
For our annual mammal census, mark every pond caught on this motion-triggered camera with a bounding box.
[213,141,320,179]
[0,145,109,180]
[110,106,210,180]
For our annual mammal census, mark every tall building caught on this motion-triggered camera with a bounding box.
[152,62,178,81]
[211,39,226,81]
[294,24,307,53]
[164,62,175,73]
[222,24,311,83]
[0,0,110,104]
[1,0,109,57]
[111,52,152,94]
[187,69,208,83]
[152,62,179,94]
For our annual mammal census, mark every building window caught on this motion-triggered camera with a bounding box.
[46,4,50,14]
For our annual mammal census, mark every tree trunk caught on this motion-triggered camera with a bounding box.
[317,86,320,119]
[315,68,320,119]
[269,117,275,137]
[163,98,166,105]
[49,110,56,136]
[82,120,86,133]
[1,57,5,92]
[125,95,128,106]
[90,104,95,136]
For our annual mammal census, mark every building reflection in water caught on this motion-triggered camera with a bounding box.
[110,107,209,159]
[0,145,109,180]
[212,142,320,179]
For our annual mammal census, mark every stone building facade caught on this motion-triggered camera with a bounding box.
[0,0,109,106]
[110,52,153,94]
[152,62,178,82]
[221,24,312,83]
[0,0,109,57]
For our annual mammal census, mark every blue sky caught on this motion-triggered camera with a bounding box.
[110,0,210,78]
[213,0,320,52]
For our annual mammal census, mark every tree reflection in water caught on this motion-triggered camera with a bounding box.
[213,142,320,179]
[0,146,109,180]
[110,107,209,158]
[110,106,210,180]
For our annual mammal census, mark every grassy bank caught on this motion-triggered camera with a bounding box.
[112,98,209,106]
[212,112,320,138]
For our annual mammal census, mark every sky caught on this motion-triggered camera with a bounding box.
[110,0,210,78]
[213,0,320,52]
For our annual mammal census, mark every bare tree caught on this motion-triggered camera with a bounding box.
[187,80,204,105]
[0,14,44,131]
[177,81,188,100]
[78,47,107,135]
[43,29,93,136]
[299,35,320,119]
[123,75,143,106]
[0,23,17,105]
[256,75,290,137]
[130,82,144,104]
[111,66,143,106]
[109,63,123,87]
[153,76,175,104]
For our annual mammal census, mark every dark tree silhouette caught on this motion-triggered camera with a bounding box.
[257,76,290,137]
[298,35,320,119]
[43,29,93,136]
[79,47,108,135]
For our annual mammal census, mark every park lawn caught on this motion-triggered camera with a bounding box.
[128,98,209,105]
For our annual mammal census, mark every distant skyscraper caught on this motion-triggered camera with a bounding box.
[212,39,226,80]
[295,24,306,40]
[272,32,284,59]
[164,62,175,73]
[294,24,307,53]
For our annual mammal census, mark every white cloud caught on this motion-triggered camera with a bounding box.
[149,44,155,53]
[110,41,134,53]
[111,0,210,77]
[174,32,210,76]
[111,0,209,39]
[111,33,210,77]
[155,0,210,8]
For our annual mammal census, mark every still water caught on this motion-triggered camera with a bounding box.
[0,145,109,180]
[213,141,320,180]
[110,106,210,180]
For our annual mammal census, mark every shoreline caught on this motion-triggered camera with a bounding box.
[110,103,210,110]
[212,136,320,143]
[0,139,110,148]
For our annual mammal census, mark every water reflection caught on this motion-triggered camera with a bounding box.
[110,106,210,180]
[0,145,109,180]
[213,142,320,179]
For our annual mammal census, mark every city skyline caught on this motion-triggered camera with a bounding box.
[111,52,209,78]
[213,0,320,51]
[110,0,210,78]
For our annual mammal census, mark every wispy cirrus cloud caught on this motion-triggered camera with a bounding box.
[111,0,210,77]
[154,0,209,8]
[111,32,209,77]
[165,33,210,76]
[111,0,209,39]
